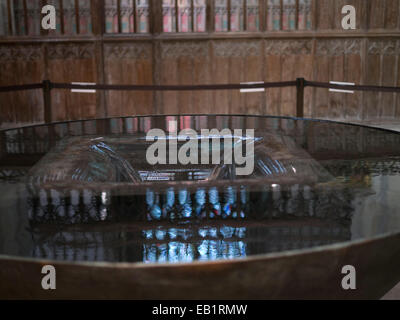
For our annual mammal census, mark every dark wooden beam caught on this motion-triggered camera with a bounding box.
[191,0,195,32]
[42,80,52,124]
[227,0,231,31]
[206,0,215,32]
[175,0,179,32]
[259,0,265,32]
[75,0,80,34]
[150,0,162,34]
[6,0,13,35]
[133,0,137,33]
[296,78,305,118]
[60,0,65,34]
[116,0,122,33]
[23,0,28,35]
[243,0,247,31]
[91,0,105,35]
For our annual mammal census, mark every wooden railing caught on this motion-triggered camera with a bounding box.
[1,78,400,124]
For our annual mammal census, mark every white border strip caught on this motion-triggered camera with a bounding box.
[329,81,355,94]
[240,81,265,93]
[71,82,96,93]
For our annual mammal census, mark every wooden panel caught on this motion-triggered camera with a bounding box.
[0,65,16,124]
[76,57,98,119]
[364,40,384,120]
[191,42,211,114]
[0,45,44,126]
[280,54,296,116]
[13,59,26,123]
[364,40,398,119]
[160,58,178,114]
[364,55,380,120]
[313,67,329,119]
[369,0,386,29]
[228,54,245,114]
[48,61,67,121]
[1,35,399,125]
[104,55,122,117]
[47,43,97,122]
[380,44,397,118]
[314,39,363,120]
[160,43,178,114]
[293,46,313,117]
[135,57,153,114]
[314,40,331,119]
[333,0,347,30]
[217,40,262,115]
[345,51,363,120]
[244,51,263,115]
[26,58,45,123]
[379,55,396,119]
[316,0,334,30]
[212,41,253,114]
[385,0,400,29]
[264,54,281,116]
[104,42,153,117]
[291,40,313,117]
[328,54,345,119]
[159,41,208,114]
[177,56,194,114]
[264,40,313,117]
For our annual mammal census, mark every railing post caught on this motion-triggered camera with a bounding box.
[0,131,5,160]
[296,77,305,118]
[42,80,52,124]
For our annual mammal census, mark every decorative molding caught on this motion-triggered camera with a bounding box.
[265,40,312,55]
[104,42,152,59]
[47,43,96,60]
[367,40,398,55]
[316,39,362,56]
[213,40,261,57]
[0,45,43,62]
[160,41,208,58]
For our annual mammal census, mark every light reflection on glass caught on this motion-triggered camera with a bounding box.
[144,185,252,222]
[142,225,247,264]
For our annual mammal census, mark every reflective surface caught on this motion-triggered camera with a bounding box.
[1,115,400,264]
